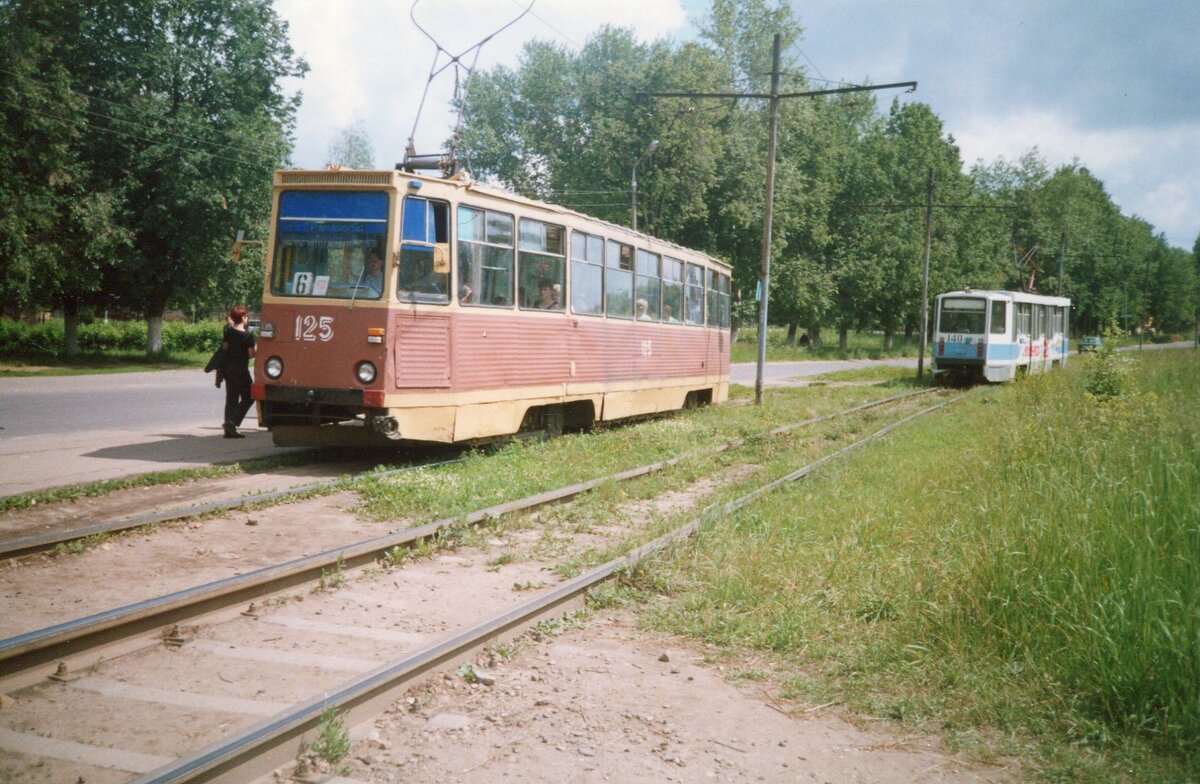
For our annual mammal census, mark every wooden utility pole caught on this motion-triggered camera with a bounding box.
[643,41,916,405]
[1057,234,1067,296]
[917,169,934,379]
[754,34,784,405]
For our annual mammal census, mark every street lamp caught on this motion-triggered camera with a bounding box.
[630,139,658,232]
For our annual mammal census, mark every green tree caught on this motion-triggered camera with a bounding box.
[694,0,810,335]
[0,1,129,353]
[459,27,731,250]
[95,0,305,353]
[3,0,306,355]
[1148,242,1196,333]
[328,121,375,169]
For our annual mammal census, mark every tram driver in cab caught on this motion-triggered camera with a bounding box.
[363,250,384,296]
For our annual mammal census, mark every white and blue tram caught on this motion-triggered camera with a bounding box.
[933,290,1071,384]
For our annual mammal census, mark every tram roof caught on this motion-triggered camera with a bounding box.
[937,289,1071,307]
[274,167,731,272]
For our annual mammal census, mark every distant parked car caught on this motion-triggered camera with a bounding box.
[1078,335,1103,353]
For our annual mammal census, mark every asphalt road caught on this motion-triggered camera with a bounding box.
[0,369,287,497]
[730,358,917,387]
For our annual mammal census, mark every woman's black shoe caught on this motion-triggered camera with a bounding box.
[223,425,245,439]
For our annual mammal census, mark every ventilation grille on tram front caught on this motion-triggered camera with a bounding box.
[278,171,393,186]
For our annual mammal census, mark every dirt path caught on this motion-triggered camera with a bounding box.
[317,611,1018,784]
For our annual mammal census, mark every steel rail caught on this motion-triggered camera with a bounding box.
[0,388,936,684]
[131,394,959,784]
[0,458,464,560]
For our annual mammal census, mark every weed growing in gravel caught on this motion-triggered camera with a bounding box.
[531,611,589,640]
[316,554,346,592]
[379,545,408,568]
[310,706,350,764]
[486,552,516,569]
[51,531,111,555]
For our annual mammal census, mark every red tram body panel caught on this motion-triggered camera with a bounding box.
[251,169,730,446]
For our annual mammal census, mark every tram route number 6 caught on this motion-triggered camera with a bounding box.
[640,339,652,358]
[295,314,334,342]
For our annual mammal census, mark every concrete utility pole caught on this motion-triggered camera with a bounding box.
[644,37,916,405]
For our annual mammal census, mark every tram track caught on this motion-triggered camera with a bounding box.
[0,388,959,783]
[0,456,465,561]
[0,388,938,688]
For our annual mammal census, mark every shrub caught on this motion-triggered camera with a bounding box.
[0,320,64,354]
[162,321,223,353]
[79,320,143,352]
[1083,350,1132,399]
[0,317,222,357]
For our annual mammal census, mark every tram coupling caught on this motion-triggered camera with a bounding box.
[370,414,402,439]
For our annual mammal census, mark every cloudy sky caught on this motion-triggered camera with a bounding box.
[273,0,1199,251]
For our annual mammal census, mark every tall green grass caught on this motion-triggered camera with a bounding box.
[948,356,1199,760]
[654,350,1200,776]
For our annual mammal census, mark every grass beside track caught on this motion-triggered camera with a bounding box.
[0,452,327,512]
[352,381,922,525]
[650,349,1199,782]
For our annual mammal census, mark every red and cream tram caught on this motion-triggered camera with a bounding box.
[251,169,732,447]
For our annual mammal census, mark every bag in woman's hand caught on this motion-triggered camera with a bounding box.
[204,345,228,388]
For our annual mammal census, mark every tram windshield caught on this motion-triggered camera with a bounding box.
[269,191,389,299]
[938,297,986,334]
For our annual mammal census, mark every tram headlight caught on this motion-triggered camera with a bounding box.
[355,361,377,384]
[264,356,284,379]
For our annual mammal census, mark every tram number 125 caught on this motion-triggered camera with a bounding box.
[295,315,334,342]
[640,340,653,358]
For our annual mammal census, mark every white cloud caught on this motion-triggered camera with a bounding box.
[954,110,1144,171]
[956,111,1200,247]
[275,0,689,169]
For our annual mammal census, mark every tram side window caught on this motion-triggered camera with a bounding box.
[1016,303,1031,337]
[662,257,683,323]
[718,272,731,328]
[571,231,604,316]
[457,206,514,307]
[606,241,634,319]
[706,269,720,327]
[518,219,565,311]
[990,301,1007,335]
[685,263,705,325]
[635,249,661,321]
[398,196,450,303]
